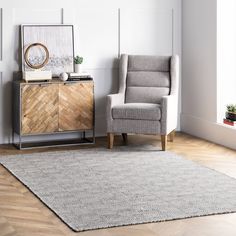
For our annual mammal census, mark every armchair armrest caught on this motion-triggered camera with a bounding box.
[107,93,125,108]
[160,55,179,135]
[161,95,178,135]
[106,93,125,132]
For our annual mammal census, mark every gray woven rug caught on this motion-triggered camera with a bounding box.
[1,147,236,232]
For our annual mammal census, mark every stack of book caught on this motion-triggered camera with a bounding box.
[223,118,236,127]
[68,72,92,81]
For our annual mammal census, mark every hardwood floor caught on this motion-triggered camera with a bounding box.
[0,132,236,236]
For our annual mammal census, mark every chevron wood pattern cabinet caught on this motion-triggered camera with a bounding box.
[21,83,59,134]
[13,79,94,148]
[59,83,94,131]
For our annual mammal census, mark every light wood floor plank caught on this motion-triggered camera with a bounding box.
[0,216,17,236]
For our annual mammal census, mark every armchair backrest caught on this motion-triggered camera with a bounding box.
[119,55,175,104]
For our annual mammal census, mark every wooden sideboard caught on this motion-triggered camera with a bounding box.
[12,79,95,149]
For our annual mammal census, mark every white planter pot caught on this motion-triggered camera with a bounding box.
[75,64,81,73]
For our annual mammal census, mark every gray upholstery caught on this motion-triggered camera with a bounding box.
[125,87,170,104]
[112,103,161,121]
[111,119,161,135]
[106,54,179,135]
[126,56,171,104]
[128,55,170,72]
[127,71,170,87]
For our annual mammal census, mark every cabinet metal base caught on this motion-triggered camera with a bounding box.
[12,131,95,150]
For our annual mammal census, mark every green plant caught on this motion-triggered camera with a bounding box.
[226,104,236,113]
[74,55,83,64]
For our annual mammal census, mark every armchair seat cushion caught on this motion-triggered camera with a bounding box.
[112,103,161,121]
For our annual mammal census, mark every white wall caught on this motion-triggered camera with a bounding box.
[0,0,181,144]
[182,0,236,150]
[182,0,217,123]
[217,0,236,122]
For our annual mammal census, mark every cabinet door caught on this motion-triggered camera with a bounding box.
[59,82,94,131]
[21,84,59,134]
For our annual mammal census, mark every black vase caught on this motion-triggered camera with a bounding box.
[226,112,236,121]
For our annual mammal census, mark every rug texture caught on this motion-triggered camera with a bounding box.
[1,147,236,232]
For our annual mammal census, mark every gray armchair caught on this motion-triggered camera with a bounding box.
[106,54,179,151]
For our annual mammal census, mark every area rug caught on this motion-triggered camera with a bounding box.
[1,147,236,232]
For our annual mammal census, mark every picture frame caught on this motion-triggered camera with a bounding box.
[21,24,75,77]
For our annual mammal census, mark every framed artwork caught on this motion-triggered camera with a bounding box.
[21,24,75,77]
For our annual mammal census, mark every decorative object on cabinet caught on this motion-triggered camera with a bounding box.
[24,43,49,69]
[22,70,52,82]
[59,72,69,81]
[68,72,92,81]
[12,79,95,149]
[21,24,75,77]
[74,55,83,73]
[22,42,52,82]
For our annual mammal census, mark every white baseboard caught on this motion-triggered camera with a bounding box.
[180,113,236,150]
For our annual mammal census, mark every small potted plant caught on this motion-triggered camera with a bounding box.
[226,104,236,121]
[74,55,83,73]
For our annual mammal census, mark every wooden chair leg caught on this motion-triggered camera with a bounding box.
[169,130,175,142]
[107,133,114,149]
[122,133,128,144]
[161,135,167,151]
